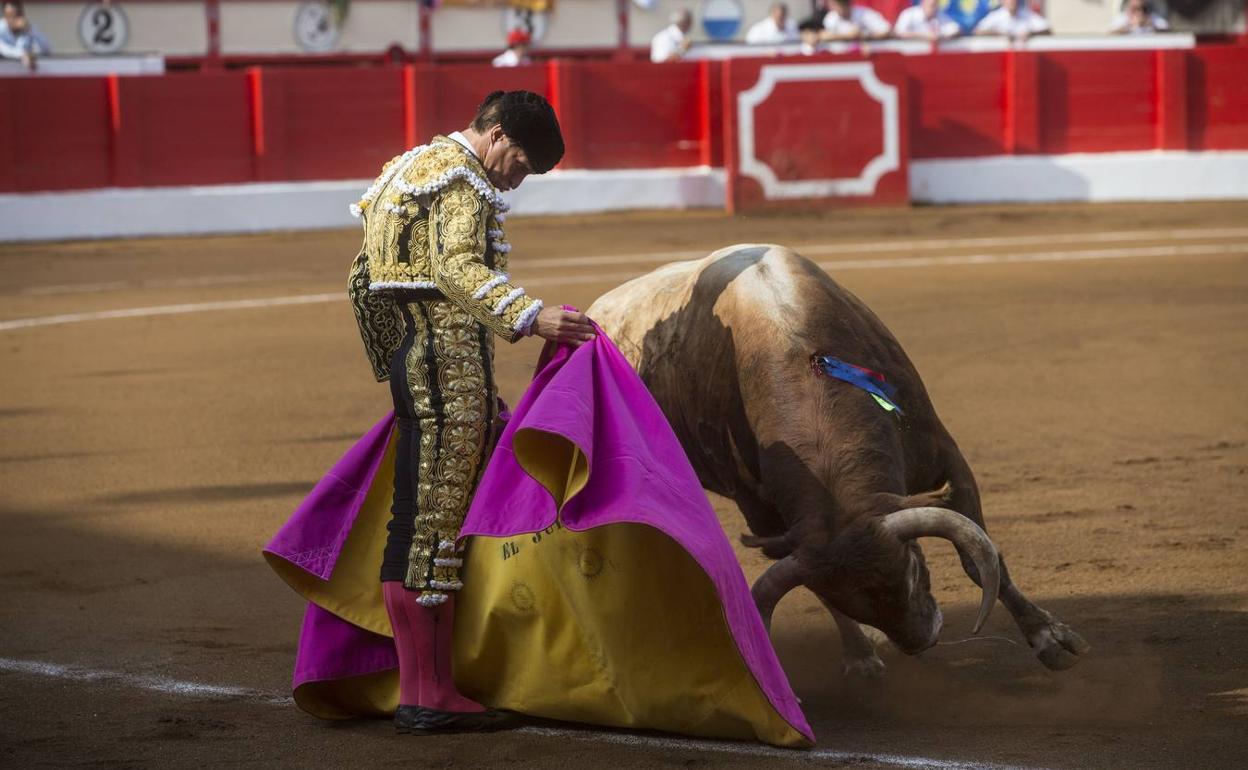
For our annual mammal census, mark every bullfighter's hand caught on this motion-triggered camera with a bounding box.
[533,307,596,347]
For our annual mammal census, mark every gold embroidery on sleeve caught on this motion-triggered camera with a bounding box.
[348,248,403,381]
[429,180,541,341]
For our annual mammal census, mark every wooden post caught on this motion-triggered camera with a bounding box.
[402,64,417,149]
[1003,49,1039,155]
[1154,49,1188,151]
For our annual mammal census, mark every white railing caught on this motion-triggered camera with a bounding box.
[0,55,165,77]
[685,33,1197,59]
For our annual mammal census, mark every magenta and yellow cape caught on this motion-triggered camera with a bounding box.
[263,331,814,747]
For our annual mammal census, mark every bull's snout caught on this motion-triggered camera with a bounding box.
[894,605,944,655]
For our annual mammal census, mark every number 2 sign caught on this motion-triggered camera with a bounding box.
[78,2,130,54]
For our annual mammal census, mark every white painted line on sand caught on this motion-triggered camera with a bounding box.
[519,226,1248,269]
[16,225,1247,298]
[4,240,1244,333]
[516,726,1047,770]
[815,242,1248,272]
[525,242,1248,289]
[0,656,1043,770]
[22,272,296,296]
[0,657,291,705]
[0,293,341,332]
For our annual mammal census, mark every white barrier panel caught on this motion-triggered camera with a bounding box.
[909,151,1248,204]
[0,168,727,243]
[0,54,165,77]
[4,153,1245,242]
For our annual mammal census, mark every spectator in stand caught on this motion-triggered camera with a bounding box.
[651,9,693,62]
[798,18,825,54]
[0,0,50,70]
[820,0,892,41]
[1110,0,1169,34]
[746,3,800,44]
[492,29,533,67]
[894,0,961,40]
[973,0,1050,41]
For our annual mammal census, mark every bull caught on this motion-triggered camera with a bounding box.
[586,245,1089,675]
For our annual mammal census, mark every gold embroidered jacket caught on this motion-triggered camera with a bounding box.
[348,137,543,381]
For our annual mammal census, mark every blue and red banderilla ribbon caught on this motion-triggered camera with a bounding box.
[810,354,904,416]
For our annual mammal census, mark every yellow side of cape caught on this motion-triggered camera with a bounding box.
[267,428,809,747]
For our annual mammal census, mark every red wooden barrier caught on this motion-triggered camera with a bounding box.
[1188,45,1248,150]
[0,77,112,193]
[1037,50,1157,154]
[113,72,253,188]
[2,46,1246,197]
[408,63,550,146]
[906,52,1008,159]
[551,60,706,169]
[253,66,406,182]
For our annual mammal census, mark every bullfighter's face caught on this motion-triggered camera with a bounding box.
[482,124,535,192]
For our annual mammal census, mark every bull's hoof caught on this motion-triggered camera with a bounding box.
[1029,620,1091,671]
[842,652,886,678]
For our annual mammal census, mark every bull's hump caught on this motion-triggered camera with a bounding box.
[707,245,809,333]
[588,244,812,350]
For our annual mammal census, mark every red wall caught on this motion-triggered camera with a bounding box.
[1,45,1245,195]
[0,78,112,192]
[908,52,1008,158]
[1188,46,1248,150]
[255,67,406,182]
[553,60,709,169]
[113,72,254,187]
[1037,51,1158,154]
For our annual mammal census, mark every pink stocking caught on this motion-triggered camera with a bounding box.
[382,582,484,713]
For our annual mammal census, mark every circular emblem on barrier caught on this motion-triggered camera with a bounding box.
[294,0,340,53]
[502,7,548,43]
[701,0,743,41]
[78,2,129,55]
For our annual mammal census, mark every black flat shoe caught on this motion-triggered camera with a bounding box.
[394,705,517,735]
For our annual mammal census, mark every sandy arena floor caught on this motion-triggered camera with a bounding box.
[1,201,1246,769]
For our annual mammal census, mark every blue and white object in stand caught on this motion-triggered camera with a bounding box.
[701,0,744,41]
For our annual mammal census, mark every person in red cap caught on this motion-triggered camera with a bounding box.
[492,28,532,67]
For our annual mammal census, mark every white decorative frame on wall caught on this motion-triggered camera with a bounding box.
[736,62,900,199]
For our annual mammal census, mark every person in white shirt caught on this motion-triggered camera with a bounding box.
[821,0,892,41]
[893,0,961,40]
[973,0,1050,41]
[1110,0,1169,34]
[492,29,533,68]
[651,9,693,63]
[746,2,800,44]
[0,0,49,70]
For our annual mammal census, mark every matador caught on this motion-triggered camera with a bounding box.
[347,90,595,734]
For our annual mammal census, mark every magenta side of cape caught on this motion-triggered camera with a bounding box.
[459,332,814,742]
[265,412,396,581]
[263,412,400,691]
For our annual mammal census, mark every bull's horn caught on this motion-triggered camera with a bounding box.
[751,556,805,633]
[880,507,1001,635]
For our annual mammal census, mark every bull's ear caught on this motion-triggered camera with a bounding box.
[820,514,899,573]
